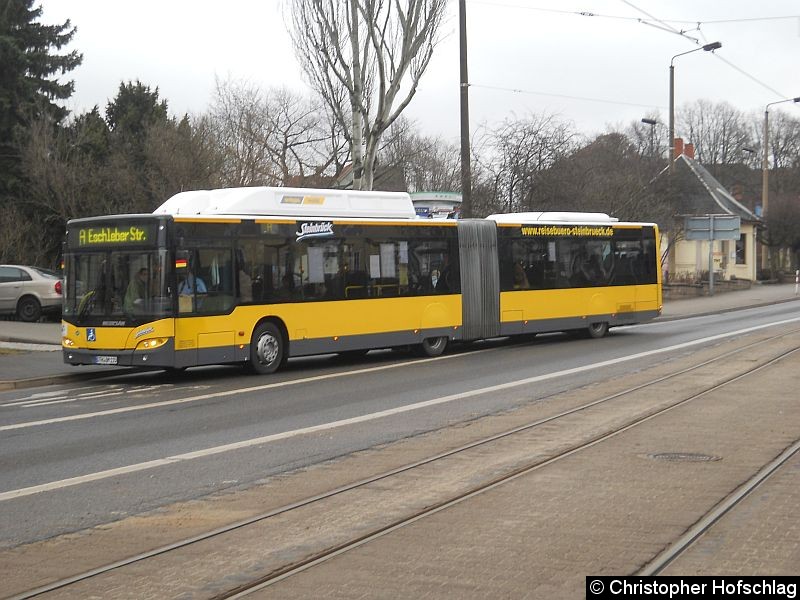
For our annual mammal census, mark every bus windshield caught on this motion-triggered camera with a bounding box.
[64,251,172,323]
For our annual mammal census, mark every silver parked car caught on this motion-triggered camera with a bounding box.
[0,265,63,322]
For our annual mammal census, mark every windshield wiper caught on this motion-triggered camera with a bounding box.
[76,291,96,323]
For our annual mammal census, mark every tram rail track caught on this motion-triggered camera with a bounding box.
[9,328,800,600]
[638,434,800,576]
[219,341,800,599]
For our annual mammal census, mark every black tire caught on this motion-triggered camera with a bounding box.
[418,336,448,357]
[248,322,285,374]
[17,296,42,323]
[587,322,609,339]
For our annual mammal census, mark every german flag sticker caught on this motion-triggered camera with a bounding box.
[175,258,188,269]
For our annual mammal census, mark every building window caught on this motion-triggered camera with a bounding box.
[736,234,747,265]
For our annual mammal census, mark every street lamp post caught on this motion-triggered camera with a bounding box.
[669,42,721,173]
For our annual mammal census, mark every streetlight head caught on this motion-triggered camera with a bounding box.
[766,96,800,110]
[702,41,722,51]
[641,118,657,126]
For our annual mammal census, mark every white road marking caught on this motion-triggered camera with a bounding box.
[2,384,196,409]
[0,348,497,432]
[0,386,98,407]
[21,392,127,408]
[1,317,799,502]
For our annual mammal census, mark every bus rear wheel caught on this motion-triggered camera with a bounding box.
[249,323,284,374]
[418,336,448,357]
[587,322,609,339]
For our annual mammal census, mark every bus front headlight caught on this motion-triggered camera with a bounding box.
[136,337,169,351]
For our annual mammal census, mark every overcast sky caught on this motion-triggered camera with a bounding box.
[42,1,800,142]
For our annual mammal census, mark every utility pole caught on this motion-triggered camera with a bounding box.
[762,107,770,220]
[668,63,674,173]
[459,0,472,218]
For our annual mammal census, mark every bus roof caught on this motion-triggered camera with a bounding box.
[486,212,619,223]
[153,187,417,220]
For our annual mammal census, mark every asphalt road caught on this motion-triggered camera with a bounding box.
[1,301,799,549]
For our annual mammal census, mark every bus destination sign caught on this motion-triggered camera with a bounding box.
[71,224,155,247]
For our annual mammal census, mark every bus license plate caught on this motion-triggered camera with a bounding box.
[94,355,118,365]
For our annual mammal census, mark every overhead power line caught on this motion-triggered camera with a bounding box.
[470,0,794,103]
[469,1,798,27]
[468,84,666,110]
[621,0,791,99]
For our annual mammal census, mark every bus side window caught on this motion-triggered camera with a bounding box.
[186,248,234,313]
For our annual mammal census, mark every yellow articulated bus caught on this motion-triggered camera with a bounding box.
[62,187,662,374]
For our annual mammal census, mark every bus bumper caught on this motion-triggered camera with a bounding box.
[63,339,175,368]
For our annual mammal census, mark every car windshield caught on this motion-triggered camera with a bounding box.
[64,251,173,323]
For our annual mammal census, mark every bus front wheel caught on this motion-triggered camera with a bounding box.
[249,323,284,374]
[418,336,448,357]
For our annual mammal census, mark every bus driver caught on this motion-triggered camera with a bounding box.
[178,273,207,296]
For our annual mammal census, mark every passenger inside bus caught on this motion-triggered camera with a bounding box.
[581,254,607,285]
[513,260,530,289]
[236,249,253,303]
[124,267,149,313]
[273,273,296,301]
[435,255,455,293]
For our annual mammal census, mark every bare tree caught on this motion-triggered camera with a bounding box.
[474,113,577,213]
[16,112,117,261]
[626,112,667,161]
[206,79,280,186]
[679,100,752,167]
[144,116,224,200]
[378,117,460,192]
[206,79,347,187]
[765,110,800,194]
[264,87,348,186]
[287,0,447,190]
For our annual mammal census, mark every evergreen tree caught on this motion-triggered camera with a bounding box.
[0,0,82,198]
[106,80,169,142]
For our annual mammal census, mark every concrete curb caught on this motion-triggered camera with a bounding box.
[0,341,61,352]
[655,296,800,323]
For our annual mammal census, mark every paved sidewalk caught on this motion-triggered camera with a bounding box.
[0,283,797,390]
[659,281,799,320]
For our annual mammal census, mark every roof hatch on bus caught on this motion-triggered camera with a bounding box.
[153,186,417,220]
